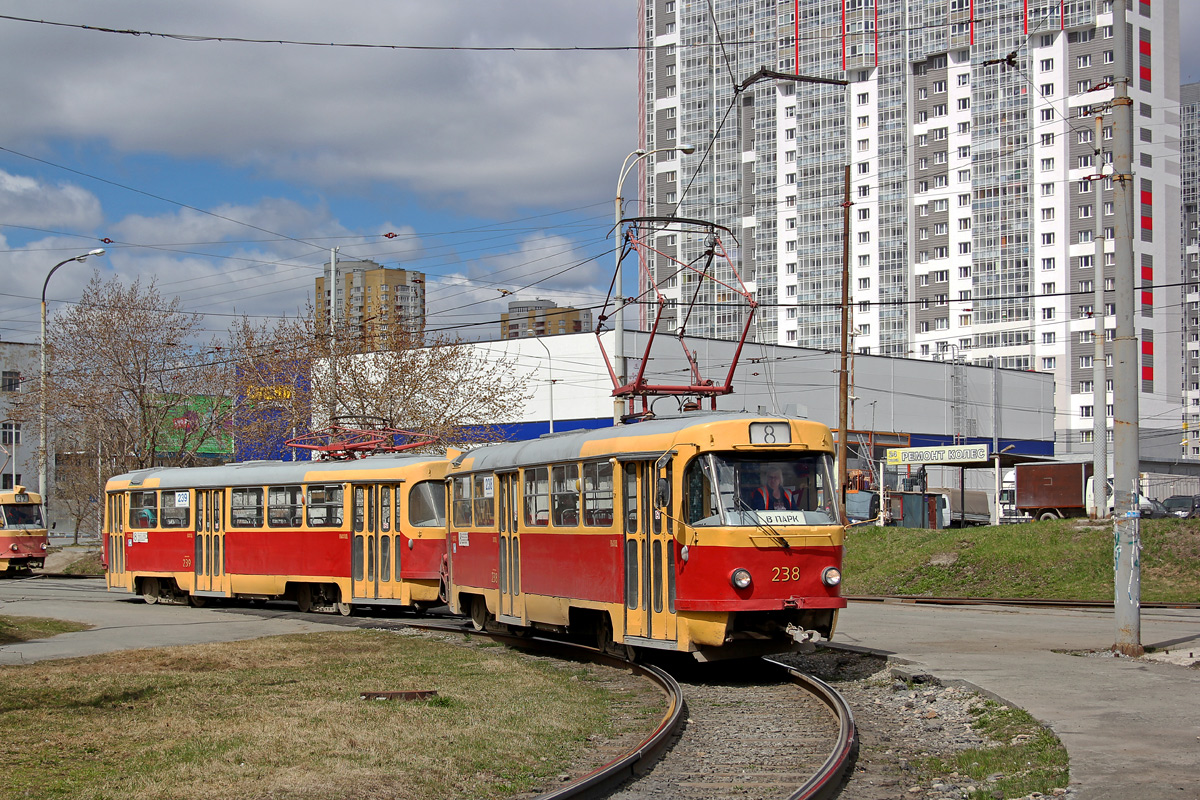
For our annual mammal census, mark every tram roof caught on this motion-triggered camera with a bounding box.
[108,452,441,490]
[456,411,821,472]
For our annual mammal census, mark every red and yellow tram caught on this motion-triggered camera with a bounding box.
[0,485,48,574]
[444,413,846,660]
[104,455,449,612]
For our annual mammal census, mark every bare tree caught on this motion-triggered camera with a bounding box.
[260,312,531,451]
[19,273,233,519]
[25,274,530,525]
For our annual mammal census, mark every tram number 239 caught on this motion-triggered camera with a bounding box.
[771,566,804,582]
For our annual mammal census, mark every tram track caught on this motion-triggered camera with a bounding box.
[215,603,856,799]
[848,594,1200,610]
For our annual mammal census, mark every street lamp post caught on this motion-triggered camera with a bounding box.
[534,336,555,434]
[613,145,695,425]
[40,249,105,503]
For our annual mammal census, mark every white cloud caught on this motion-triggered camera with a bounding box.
[0,1,639,215]
[0,170,102,230]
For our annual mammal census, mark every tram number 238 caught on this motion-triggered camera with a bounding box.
[771,566,805,582]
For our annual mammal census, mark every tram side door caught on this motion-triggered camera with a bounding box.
[209,489,226,595]
[497,472,523,623]
[194,490,208,593]
[194,489,225,595]
[352,485,380,600]
[623,461,675,643]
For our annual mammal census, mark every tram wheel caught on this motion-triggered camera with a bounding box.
[142,577,160,605]
[188,594,207,608]
[296,584,313,613]
[470,596,489,631]
[596,614,636,661]
[334,586,352,616]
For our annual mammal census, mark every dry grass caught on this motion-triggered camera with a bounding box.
[0,630,663,800]
[0,615,91,645]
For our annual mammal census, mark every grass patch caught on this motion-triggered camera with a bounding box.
[915,700,1069,798]
[57,550,106,576]
[844,517,1200,602]
[0,630,662,800]
[0,615,91,645]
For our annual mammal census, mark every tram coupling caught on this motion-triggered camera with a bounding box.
[787,624,824,651]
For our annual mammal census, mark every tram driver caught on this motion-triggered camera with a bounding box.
[749,464,795,511]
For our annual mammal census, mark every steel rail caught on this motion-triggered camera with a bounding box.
[396,620,687,800]
[848,595,1200,610]
[763,658,858,800]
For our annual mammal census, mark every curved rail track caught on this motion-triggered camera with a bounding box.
[218,605,856,800]
[848,594,1200,610]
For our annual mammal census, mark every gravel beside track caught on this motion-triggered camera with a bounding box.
[774,649,1075,800]
[606,660,841,799]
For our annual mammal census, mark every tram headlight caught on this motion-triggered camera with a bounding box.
[730,568,752,589]
[9,544,16,552]
[821,567,842,587]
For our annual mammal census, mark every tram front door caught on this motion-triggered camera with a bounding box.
[622,461,675,645]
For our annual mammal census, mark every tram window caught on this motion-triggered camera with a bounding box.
[625,540,638,609]
[230,488,264,528]
[267,486,304,527]
[129,491,157,529]
[473,474,495,526]
[354,487,365,533]
[523,467,549,526]
[213,492,222,532]
[409,481,446,528]
[160,491,190,528]
[652,539,664,613]
[623,467,638,534]
[451,476,473,528]
[511,538,520,595]
[551,464,579,526]
[306,484,343,527]
[583,462,614,526]
[380,535,391,580]
[380,486,391,532]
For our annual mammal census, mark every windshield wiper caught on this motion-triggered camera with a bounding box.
[733,493,790,549]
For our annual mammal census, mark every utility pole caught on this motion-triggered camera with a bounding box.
[329,247,339,423]
[1091,113,1108,518]
[838,163,852,499]
[1110,0,1142,656]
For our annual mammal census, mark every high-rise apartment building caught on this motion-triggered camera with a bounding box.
[315,259,426,340]
[500,299,593,339]
[1181,82,1200,456]
[639,0,1181,458]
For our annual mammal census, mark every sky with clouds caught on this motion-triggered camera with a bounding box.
[0,1,641,343]
[0,1,1197,346]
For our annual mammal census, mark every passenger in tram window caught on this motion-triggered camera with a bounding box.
[749,464,794,511]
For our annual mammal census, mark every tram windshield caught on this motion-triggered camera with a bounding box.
[684,452,839,527]
[0,503,45,529]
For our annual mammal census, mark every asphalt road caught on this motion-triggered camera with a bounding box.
[0,576,341,665]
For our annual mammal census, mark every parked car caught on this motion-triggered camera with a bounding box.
[1139,496,1171,519]
[1161,495,1200,519]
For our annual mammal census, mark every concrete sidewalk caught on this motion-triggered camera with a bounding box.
[834,601,1200,800]
[0,577,341,665]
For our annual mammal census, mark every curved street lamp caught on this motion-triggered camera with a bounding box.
[40,248,105,502]
[612,145,695,424]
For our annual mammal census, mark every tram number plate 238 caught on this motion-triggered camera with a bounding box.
[771,566,803,582]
